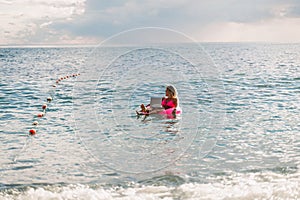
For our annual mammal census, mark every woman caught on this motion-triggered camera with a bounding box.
[139,85,180,116]
[161,85,178,114]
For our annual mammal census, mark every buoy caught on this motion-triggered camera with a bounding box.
[24,73,81,140]
[42,104,47,110]
[29,129,36,135]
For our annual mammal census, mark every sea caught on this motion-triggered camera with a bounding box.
[0,43,299,199]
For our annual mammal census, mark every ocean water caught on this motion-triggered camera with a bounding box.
[0,43,299,199]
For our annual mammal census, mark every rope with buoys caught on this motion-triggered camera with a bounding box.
[13,73,80,162]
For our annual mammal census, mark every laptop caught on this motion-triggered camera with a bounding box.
[150,97,162,109]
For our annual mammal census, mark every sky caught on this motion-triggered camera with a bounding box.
[1,0,300,45]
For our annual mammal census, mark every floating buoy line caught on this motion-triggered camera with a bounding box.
[13,73,80,162]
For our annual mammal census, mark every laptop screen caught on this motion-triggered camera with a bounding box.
[150,97,162,108]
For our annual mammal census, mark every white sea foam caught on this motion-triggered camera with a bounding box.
[1,171,299,200]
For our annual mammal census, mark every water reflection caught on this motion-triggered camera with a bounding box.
[136,112,181,134]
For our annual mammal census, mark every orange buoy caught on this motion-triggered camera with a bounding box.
[37,112,44,117]
[42,104,47,110]
[29,129,36,135]
[47,97,52,102]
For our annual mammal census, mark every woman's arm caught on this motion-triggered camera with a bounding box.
[173,98,178,108]
[161,97,167,109]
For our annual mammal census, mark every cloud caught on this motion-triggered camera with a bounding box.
[39,21,53,28]
[286,4,300,17]
[0,0,88,45]
[0,0,12,4]
[59,0,300,42]
[1,0,300,45]
[194,17,300,42]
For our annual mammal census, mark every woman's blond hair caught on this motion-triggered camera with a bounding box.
[166,85,178,98]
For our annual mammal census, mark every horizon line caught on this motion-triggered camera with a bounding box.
[1,41,300,48]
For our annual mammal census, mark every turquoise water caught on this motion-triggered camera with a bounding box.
[0,43,299,199]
